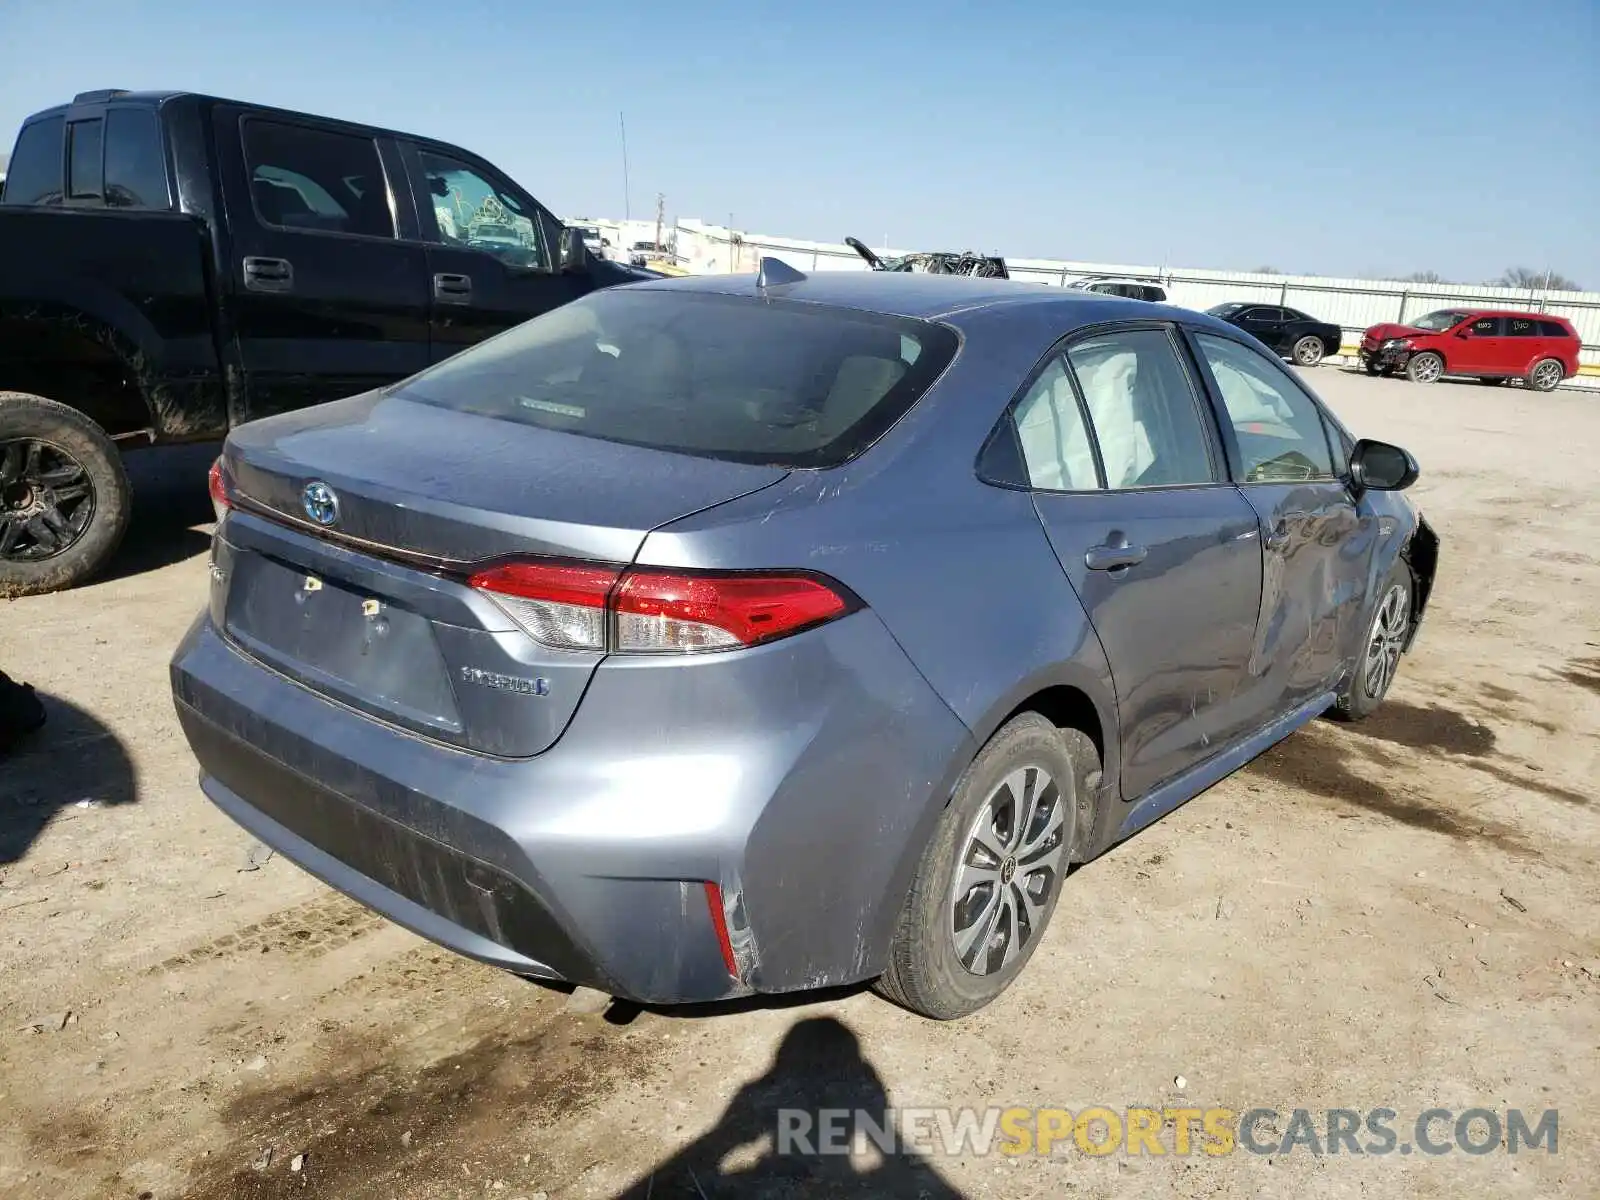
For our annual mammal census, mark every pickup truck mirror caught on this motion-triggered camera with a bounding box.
[558,227,589,274]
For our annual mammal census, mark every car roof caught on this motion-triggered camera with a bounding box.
[1423,307,1565,320]
[20,91,489,160]
[633,269,1181,324]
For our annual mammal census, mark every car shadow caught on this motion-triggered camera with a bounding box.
[0,689,137,864]
[610,1015,969,1199]
[98,441,220,583]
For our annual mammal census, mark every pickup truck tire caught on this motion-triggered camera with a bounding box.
[0,392,131,597]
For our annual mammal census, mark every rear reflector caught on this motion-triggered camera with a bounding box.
[468,561,853,654]
[207,458,231,522]
[703,882,739,978]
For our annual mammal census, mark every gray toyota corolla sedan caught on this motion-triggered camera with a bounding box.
[171,266,1439,1020]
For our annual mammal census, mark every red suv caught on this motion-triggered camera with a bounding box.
[1360,309,1580,392]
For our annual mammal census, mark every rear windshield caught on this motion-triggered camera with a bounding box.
[395,288,960,467]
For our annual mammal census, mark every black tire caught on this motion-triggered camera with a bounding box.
[0,392,131,597]
[876,714,1099,1020]
[1332,560,1413,722]
[1405,351,1444,384]
[1527,358,1564,393]
[1292,335,1325,367]
[1363,360,1390,377]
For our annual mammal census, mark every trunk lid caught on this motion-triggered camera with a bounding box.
[215,391,788,757]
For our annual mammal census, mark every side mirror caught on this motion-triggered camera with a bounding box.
[1349,438,1419,493]
[1455,328,1471,338]
[558,227,589,274]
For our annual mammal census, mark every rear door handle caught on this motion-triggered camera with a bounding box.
[1085,542,1148,572]
[433,273,473,304]
[242,256,293,293]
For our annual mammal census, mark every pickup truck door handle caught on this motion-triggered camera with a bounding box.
[433,273,473,304]
[1084,541,1148,572]
[242,257,293,293]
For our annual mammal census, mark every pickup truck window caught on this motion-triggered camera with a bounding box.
[104,109,169,209]
[68,120,104,199]
[242,120,394,239]
[1,116,64,205]
[418,150,546,271]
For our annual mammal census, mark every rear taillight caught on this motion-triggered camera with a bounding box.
[613,570,849,652]
[468,561,854,654]
[467,561,620,651]
[207,458,231,522]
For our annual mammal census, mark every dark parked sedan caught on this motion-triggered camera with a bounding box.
[172,268,1439,1020]
[1208,302,1345,367]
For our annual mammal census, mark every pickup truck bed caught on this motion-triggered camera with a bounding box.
[1,206,227,441]
[1,88,650,596]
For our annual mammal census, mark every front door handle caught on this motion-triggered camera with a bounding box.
[1085,542,1148,572]
[1264,512,1308,553]
[433,273,473,304]
[242,256,293,293]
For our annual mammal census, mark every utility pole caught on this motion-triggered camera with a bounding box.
[654,192,664,253]
[619,112,631,221]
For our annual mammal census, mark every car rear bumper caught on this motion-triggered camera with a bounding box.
[170,606,971,1005]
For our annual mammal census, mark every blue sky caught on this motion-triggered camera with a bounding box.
[3,0,1596,284]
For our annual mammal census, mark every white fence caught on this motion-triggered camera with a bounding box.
[601,218,1599,388]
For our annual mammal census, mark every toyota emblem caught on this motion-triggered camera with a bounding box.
[302,481,339,526]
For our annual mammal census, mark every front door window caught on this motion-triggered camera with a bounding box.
[418,151,546,271]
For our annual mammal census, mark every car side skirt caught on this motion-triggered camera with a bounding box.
[1116,690,1337,840]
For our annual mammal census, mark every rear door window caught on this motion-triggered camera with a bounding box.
[1063,329,1218,489]
[395,288,958,468]
[1013,358,1099,490]
[242,120,394,238]
[1504,317,1538,337]
[103,108,169,208]
[67,118,104,199]
[0,116,65,205]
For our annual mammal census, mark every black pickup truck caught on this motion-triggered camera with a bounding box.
[0,89,651,596]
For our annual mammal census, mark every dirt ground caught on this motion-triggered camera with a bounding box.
[1,369,1596,1200]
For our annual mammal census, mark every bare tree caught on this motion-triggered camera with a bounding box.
[1398,270,1450,284]
[1252,265,1282,275]
[1495,266,1582,291]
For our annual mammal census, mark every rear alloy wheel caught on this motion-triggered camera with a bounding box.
[1405,351,1444,384]
[1333,562,1412,721]
[1527,358,1564,393]
[877,713,1098,1020]
[1292,336,1325,367]
[0,392,131,597]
